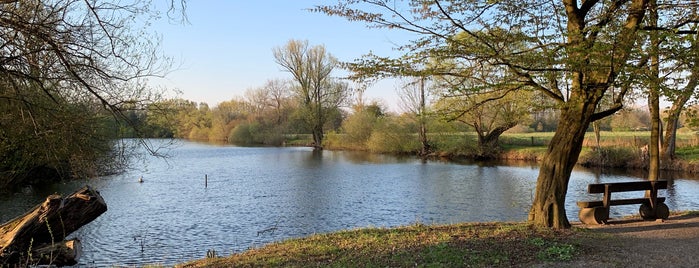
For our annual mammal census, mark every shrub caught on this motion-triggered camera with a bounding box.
[366,121,419,153]
[578,146,639,168]
[229,123,257,144]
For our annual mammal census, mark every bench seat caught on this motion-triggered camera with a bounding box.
[577,180,669,224]
[577,197,666,208]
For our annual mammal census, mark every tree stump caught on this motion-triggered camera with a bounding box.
[0,185,107,266]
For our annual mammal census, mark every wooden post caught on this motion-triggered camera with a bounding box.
[205,174,208,188]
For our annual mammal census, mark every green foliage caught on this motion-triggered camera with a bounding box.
[340,105,383,146]
[0,89,121,188]
[528,237,576,262]
[0,0,187,189]
[229,123,259,145]
[675,146,699,161]
[430,133,479,156]
[366,118,419,153]
[537,244,576,262]
[610,108,650,131]
[323,131,345,149]
[228,122,286,146]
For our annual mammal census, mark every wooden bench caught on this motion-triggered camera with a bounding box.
[577,180,669,224]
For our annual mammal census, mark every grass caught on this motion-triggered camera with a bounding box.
[676,146,699,161]
[179,211,699,267]
[177,222,591,268]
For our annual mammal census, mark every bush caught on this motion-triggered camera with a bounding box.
[324,131,365,150]
[229,122,286,146]
[229,123,257,144]
[578,146,639,168]
[430,133,478,157]
[342,110,377,145]
[366,120,419,153]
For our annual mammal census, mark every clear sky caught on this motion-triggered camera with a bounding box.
[152,1,411,111]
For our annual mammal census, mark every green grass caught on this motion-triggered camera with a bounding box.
[178,211,699,267]
[177,222,588,268]
[676,146,699,161]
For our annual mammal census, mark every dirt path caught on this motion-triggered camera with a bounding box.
[559,214,699,267]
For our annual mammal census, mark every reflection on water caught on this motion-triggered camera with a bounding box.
[1,140,699,267]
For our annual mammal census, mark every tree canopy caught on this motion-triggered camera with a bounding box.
[273,39,352,149]
[0,0,182,188]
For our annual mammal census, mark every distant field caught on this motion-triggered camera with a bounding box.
[502,131,699,148]
[292,131,699,162]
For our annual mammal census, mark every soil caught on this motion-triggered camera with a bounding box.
[542,213,699,267]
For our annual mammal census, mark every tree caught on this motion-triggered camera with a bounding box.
[316,0,653,228]
[263,79,293,124]
[340,102,385,148]
[0,0,180,188]
[610,108,650,131]
[628,1,699,175]
[435,88,534,158]
[657,8,699,162]
[273,39,351,149]
[397,78,432,156]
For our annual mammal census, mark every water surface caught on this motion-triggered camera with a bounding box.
[2,140,698,266]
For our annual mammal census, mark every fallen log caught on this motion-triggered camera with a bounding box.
[32,239,82,266]
[0,185,106,266]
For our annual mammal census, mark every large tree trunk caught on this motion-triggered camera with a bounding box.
[0,185,107,266]
[529,102,594,229]
[476,123,515,159]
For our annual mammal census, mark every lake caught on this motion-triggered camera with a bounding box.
[2,139,699,266]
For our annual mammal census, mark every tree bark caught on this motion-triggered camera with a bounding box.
[529,101,594,229]
[0,185,107,266]
[418,78,430,157]
[476,123,515,158]
[648,0,661,180]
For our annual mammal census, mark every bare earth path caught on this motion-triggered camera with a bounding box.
[556,214,699,267]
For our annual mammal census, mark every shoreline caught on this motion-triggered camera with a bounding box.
[177,212,699,267]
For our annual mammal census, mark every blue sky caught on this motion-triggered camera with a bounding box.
[153,1,412,111]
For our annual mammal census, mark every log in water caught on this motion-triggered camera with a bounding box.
[0,185,107,266]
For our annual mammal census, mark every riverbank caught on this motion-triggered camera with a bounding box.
[322,130,699,173]
[178,211,699,267]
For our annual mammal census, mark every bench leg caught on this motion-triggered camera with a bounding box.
[656,203,669,219]
[579,207,609,225]
[639,202,670,220]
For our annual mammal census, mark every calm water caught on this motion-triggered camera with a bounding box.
[2,140,699,266]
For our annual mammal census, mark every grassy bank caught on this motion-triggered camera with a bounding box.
[178,211,699,267]
[178,222,590,267]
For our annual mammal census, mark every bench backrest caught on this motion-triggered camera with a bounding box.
[587,180,667,194]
